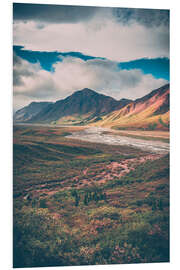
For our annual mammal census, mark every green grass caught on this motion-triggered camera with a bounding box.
[13,125,169,267]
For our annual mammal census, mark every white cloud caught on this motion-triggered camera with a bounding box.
[51,57,168,100]
[13,55,168,111]
[13,19,169,62]
[13,55,58,110]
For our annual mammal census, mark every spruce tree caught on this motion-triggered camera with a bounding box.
[83,193,88,206]
[75,193,80,207]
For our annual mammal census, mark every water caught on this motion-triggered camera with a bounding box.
[67,127,169,154]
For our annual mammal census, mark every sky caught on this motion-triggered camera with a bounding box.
[13,3,169,111]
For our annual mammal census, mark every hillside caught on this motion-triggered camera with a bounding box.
[93,84,169,130]
[14,88,131,124]
[14,84,169,130]
[14,102,53,122]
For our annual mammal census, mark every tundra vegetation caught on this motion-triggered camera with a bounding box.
[13,125,169,268]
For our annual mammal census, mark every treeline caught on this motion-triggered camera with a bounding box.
[71,189,107,206]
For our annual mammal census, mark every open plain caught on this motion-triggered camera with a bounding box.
[13,124,169,267]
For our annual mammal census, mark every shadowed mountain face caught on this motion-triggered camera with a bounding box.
[13,102,53,122]
[14,88,131,124]
[14,85,169,130]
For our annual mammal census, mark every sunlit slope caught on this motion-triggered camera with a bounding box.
[93,84,169,130]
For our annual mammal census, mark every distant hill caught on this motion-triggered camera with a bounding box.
[13,102,53,122]
[93,84,169,130]
[14,88,131,125]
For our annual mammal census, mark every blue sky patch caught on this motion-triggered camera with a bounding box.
[13,46,169,81]
[119,58,169,81]
[13,46,104,72]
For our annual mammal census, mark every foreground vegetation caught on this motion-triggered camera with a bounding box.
[13,125,169,268]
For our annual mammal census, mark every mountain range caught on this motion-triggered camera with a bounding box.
[14,84,169,130]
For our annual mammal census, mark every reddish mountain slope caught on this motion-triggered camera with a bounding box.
[93,84,169,130]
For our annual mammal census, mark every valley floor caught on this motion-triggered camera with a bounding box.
[67,126,169,154]
[102,128,169,141]
[13,125,169,267]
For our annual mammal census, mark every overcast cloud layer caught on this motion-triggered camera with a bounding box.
[13,4,169,27]
[13,4,169,111]
[13,4,169,61]
[13,20,169,62]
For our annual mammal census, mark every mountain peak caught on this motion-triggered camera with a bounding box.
[74,88,98,96]
[81,88,94,92]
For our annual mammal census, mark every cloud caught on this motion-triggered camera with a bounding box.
[13,3,98,24]
[13,54,167,111]
[13,54,58,111]
[13,20,169,62]
[13,3,169,28]
[119,57,169,80]
[14,46,169,80]
[13,53,37,86]
[13,4,169,112]
[13,4,169,62]
[13,45,104,72]
[113,8,169,28]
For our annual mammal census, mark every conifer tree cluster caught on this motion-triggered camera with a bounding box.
[71,189,107,206]
[71,190,81,206]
